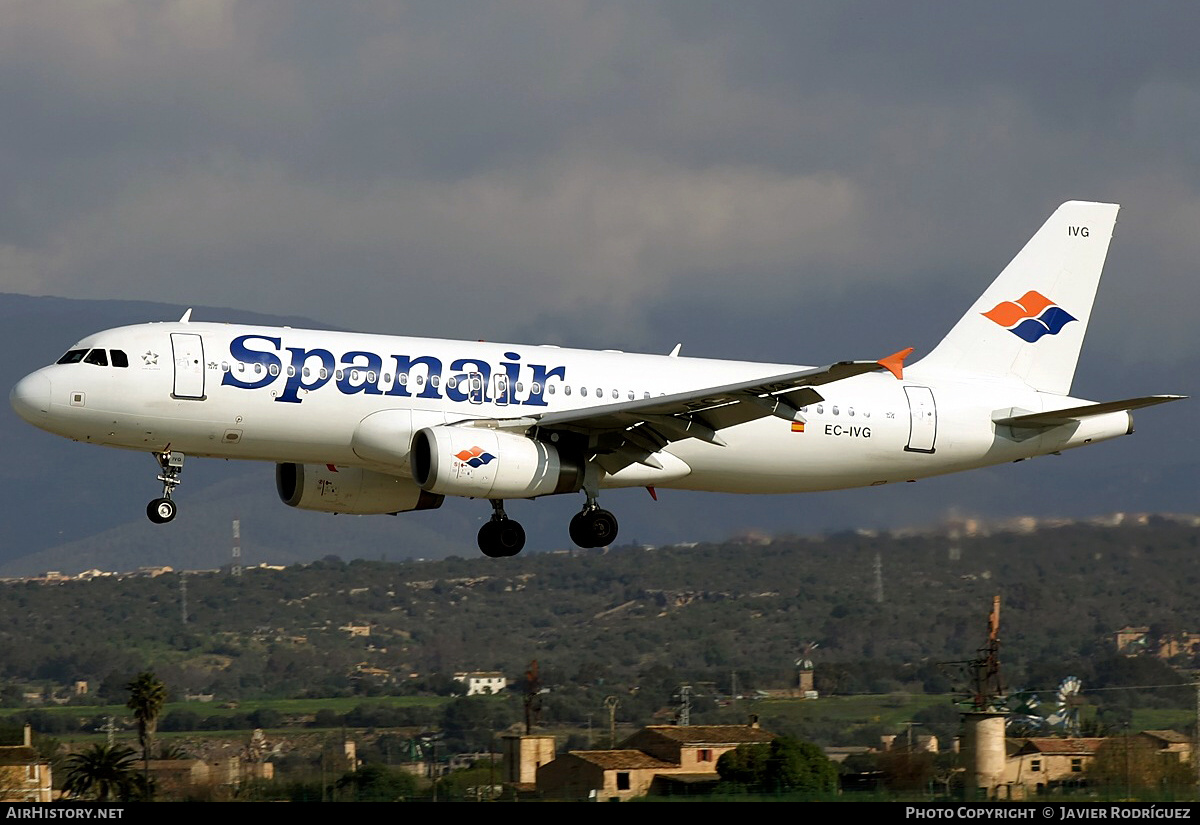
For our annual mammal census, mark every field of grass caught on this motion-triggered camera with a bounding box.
[4,694,450,721]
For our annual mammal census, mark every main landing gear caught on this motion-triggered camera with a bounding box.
[477,499,526,558]
[569,497,619,549]
[146,450,184,525]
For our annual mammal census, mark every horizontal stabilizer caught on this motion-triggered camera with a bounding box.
[993,395,1186,428]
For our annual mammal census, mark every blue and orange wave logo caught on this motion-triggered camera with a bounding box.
[982,291,1076,343]
[454,446,495,468]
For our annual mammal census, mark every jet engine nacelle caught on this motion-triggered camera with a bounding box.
[276,463,444,514]
[411,426,584,499]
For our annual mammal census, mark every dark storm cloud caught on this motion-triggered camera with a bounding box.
[0,1,1197,362]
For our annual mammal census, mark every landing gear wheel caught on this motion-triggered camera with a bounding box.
[147,498,177,524]
[478,519,526,557]
[569,508,619,549]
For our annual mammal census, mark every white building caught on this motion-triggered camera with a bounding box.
[454,671,507,695]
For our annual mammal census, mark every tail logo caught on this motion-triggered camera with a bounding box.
[982,290,1077,343]
[454,446,496,468]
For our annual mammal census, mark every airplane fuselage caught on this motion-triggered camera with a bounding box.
[12,321,1130,495]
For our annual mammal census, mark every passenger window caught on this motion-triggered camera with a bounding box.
[430,375,440,387]
[531,382,542,394]
[320,368,329,380]
[221,362,230,373]
[335,370,344,380]
[832,406,839,416]
[286,366,295,377]
[254,364,262,375]
[398,373,407,385]
[564,386,572,396]
[350,369,360,381]
[627,391,634,400]
[269,364,280,376]
[612,389,619,399]
[816,404,823,414]
[447,376,458,389]
[581,387,588,397]
[111,350,129,368]
[644,392,650,399]
[547,385,555,395]
[84,349,108,366]
[303,367,311,378]
[56,349,88,365]
[848,407,854,417]
[516,382,523,393]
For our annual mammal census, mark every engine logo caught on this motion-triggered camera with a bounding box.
[454,446,496,468]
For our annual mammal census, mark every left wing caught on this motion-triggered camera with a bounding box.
[458,348,913,475]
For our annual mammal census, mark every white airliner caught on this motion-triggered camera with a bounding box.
[9,201,1183,557]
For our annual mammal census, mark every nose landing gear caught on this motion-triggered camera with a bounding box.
[146,451,184,525]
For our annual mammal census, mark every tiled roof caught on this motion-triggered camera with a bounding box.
[1019,738,1104,755]
[567,750,678,770]
[1141,730,1190,744]
[633,725,776,746]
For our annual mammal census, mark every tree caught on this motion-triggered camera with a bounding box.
[61,744,140,802]
[126,672,167,780]
[1087,737,1194,796]
[717,736,838,796]
[333,764,418,802]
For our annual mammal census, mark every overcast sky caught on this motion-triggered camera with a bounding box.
[1,2,1197,544]
[1,2,1197,360]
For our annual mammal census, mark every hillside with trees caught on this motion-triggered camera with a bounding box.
[1,516,1197,742]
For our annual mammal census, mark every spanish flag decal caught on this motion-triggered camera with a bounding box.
[791,421,805,433]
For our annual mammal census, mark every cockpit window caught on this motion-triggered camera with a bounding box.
[111,350,129,368]
[83,349,109,367]
[56,349,88,364]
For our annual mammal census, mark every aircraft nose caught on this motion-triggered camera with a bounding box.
[10,371,51,425]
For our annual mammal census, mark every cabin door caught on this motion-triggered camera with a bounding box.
[171,333,206,400]
[903,385,937,453]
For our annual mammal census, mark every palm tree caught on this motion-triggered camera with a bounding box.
[62,744,140,802]
[126,671,167,782]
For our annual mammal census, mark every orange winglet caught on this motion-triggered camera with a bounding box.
[877,347,915,380]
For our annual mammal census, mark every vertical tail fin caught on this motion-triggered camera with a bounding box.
[915,201,1120,395]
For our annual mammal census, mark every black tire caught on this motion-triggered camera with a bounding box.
[479,519,525,557]
[587,509,619,547]
[495,520,526,556]
[478,521,503,557]
[147,498,176,524]
[569,509,619,548]
[569,511,594,548]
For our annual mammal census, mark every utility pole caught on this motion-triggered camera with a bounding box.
[231,518,242,577]
[604,696,619,748]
